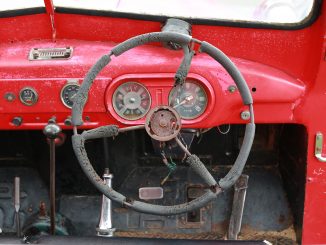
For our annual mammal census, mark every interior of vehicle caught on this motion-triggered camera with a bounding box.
[0,1,325,244]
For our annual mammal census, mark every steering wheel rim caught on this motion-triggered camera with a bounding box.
[71,31,255,216]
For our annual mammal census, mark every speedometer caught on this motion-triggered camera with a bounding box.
[112,82,151,121]
[169,81,208,120]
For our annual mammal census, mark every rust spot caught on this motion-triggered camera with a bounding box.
[278,214,285,224]
[39,201,47,217]
[115,231,224,240]
[211,220,229,233]
[210,185,218,193]
[144,220,164,229]
[113,208,128,213]
[125,197,134,204]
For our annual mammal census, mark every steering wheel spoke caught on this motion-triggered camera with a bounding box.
[81,125,119,141]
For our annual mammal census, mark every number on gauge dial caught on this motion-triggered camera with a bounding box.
[169,81,208,119]
[112,82,151,120]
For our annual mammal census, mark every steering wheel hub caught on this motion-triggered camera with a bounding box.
[145,106,181,142]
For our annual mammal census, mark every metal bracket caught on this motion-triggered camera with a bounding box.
[315,132,326,162]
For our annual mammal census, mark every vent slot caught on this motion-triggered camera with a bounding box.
[29,47,73,61]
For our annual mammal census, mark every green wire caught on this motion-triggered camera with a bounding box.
[167,157,177,172]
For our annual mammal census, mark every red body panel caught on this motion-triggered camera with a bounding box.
[0,2,325,243]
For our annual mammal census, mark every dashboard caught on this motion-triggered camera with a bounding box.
[0,39,305,130]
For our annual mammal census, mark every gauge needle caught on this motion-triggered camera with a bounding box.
[173,95,194,109]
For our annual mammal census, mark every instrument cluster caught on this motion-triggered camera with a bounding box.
[110,79,209,123]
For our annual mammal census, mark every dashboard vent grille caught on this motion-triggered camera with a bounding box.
[28,47,73,61]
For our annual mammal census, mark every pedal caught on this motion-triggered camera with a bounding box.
[228,174,249,240]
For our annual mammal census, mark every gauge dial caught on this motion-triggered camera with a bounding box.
[112,82,151,121]
[169,81,208,120]
[61,83,80,108]
[19,87,38,106]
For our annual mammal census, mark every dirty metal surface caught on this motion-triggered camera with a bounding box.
[115,229,297,245]
[59,165,294,240]
[0,168,49,234]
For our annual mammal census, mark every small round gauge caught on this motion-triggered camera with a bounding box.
[61,83,80,108]
[112,82,151,121]
[19,87,38,106]
[169,81,208,120]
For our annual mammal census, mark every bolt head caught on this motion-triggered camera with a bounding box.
[240,110,251,120]
[228,85,237,93]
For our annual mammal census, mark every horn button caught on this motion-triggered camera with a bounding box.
[145,106,181,142]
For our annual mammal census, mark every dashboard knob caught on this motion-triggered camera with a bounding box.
[12,117,22,126]
[64,117,72,126]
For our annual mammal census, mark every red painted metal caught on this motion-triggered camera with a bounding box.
[0,1,325,243]
[43,0,56,40]
[0,39,305,129]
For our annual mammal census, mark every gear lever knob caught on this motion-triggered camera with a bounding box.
[43,118,61,139]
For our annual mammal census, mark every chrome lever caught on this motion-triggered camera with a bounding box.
[14,177,21,237]
[97,168,115,237]
[315,132,326,162]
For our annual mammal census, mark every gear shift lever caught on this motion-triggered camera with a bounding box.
[43,117,61,235]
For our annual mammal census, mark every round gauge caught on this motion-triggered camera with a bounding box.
[19,87,38,106]
[112,82,151,121]
[61,83,80,108]
[169,81,208,120]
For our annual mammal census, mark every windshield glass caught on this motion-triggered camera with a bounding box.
[0,0,43,11]
[53,0,315,24]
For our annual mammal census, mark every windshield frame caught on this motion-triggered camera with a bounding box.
[0,7,45,18]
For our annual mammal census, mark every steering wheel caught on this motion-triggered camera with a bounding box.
[71,32,255,216]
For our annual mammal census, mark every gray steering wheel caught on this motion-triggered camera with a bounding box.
[71,31,255,216]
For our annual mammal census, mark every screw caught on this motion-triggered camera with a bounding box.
[240,110,250,120]
[228,85,237,93]
[4,92,16,102]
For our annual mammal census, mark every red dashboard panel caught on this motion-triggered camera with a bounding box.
[0,40,305,130]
